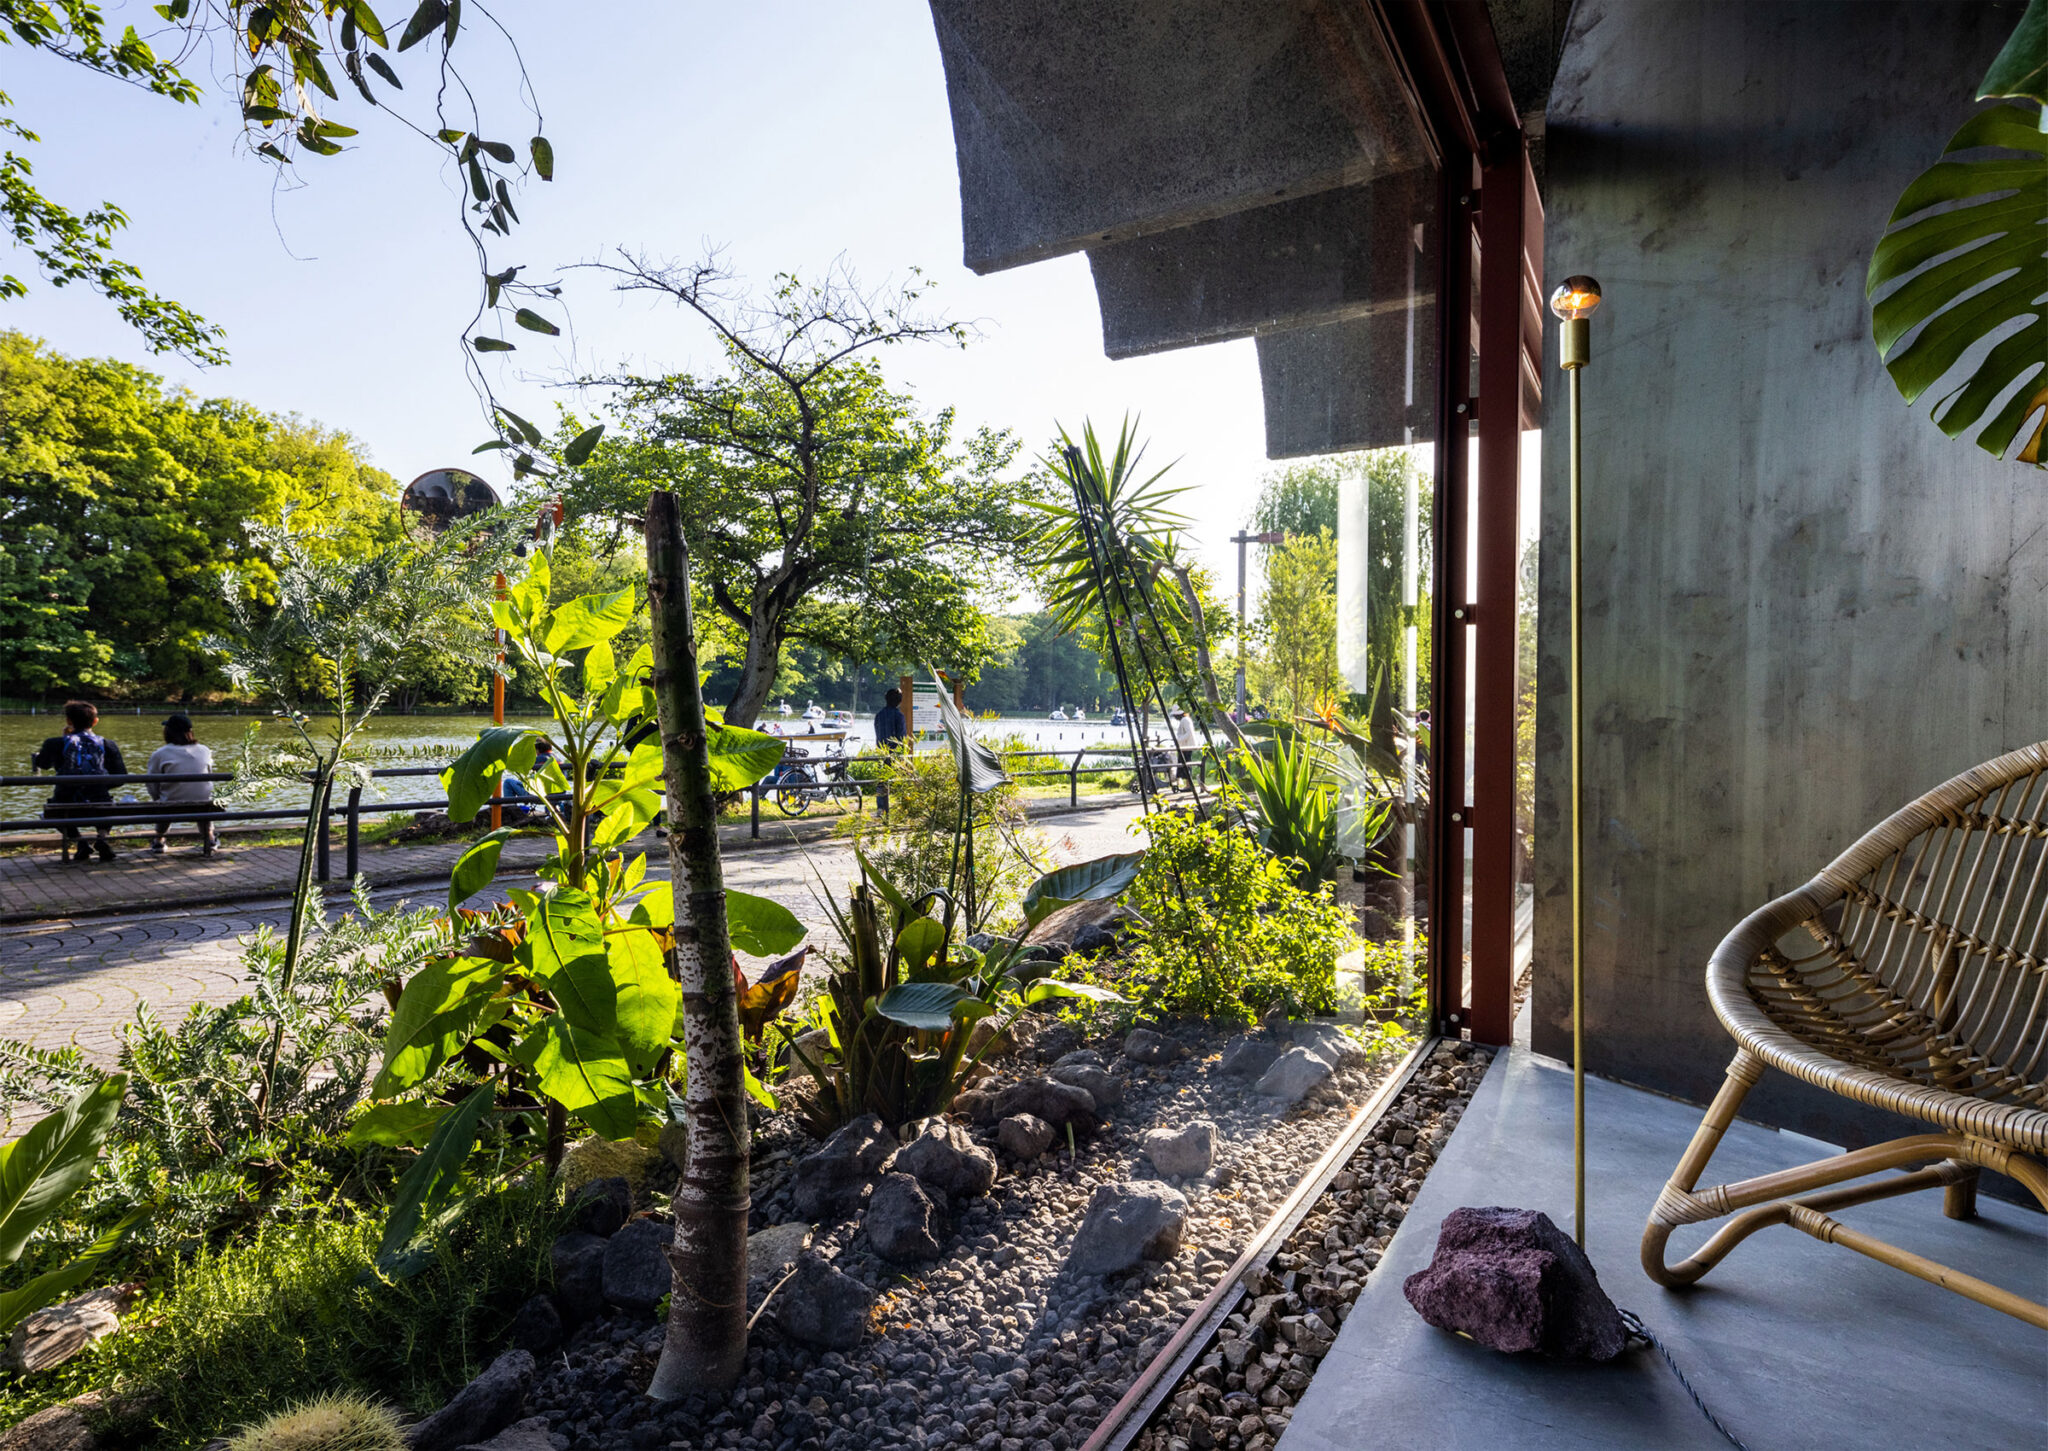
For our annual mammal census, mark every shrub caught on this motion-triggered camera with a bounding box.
[227,1391,406,1451]
[1,1183,563,1449]
[841,748,1041,933]
[1120,801,1359,1023]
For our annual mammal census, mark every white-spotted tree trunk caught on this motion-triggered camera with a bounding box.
[644,490,750,1398]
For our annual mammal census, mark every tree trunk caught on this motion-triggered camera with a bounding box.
[644,491,750,1399]
[721,607,784,730]
[1169,563,1245,749]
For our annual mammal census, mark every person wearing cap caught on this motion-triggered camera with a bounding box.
[146,714,221,856]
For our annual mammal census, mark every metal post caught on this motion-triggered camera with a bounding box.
[1070,749,1083,809]
[1230,529,1286,724]
[316,790,331,882]
[491,570,507,832]
[750,780,761,839]
[345,785,363,879]
[1552,274,1602,1249]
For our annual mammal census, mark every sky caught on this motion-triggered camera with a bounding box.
[2,2,1282,593]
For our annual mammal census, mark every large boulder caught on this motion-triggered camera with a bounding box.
[993,1076,1098,1127]
[548,1232,607,1324]
[1218,1034,1284,1079]
[1065,1181,1189,1276]
[1123,1028,1182,1064]
[997,1112,1055,1160]
[776,1253,875,1349]
[0,1394,100,1451]
[790,1113,894,1219]
[1402,1207,1627,1361]
[405,1349,535,1451]
[1025,897,1137,951]
[865,1173,945,1263]
[888,1119,997,1200]
[1254,1046,1334,1102]
[566,1176,631,1237]
[1292,1021,1368,1069]
[601,1217,672,1316]
[1142,1121,1215,1178]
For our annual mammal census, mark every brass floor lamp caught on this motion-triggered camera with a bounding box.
[1551,275,1603,1247]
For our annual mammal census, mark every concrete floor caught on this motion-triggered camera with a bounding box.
[1278,1050,2047,1451]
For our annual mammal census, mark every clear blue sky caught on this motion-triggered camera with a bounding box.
[3,2,1278,592]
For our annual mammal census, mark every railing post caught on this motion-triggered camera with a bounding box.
[345,785,363,879]
[1070,750,1083,809]
[751,780,761,839]
[316,789,331,882]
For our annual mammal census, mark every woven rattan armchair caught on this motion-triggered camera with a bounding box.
[1642,743,2048,1329]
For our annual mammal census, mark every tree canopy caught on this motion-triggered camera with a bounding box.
[0,330,399,696]
[558,255,1041,728]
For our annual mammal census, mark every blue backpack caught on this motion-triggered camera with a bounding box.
[59,730,107,777]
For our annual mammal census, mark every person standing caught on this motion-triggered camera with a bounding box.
[146,714,221,856]
[1170,707,1200,791]
[32,700,127,863]
[873,687,909,814]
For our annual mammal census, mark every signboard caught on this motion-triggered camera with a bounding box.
[911,683,942,735]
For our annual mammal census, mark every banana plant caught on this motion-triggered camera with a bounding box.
[1867,2,2048,464]
[0,1077,149,1337]
[357,547,799,1207]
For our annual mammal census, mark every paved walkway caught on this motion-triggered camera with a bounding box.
[0,802,1145,1071]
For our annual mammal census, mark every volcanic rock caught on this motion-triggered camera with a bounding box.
[405,1349,535,1451]
[1254,1046,1333,1102]
[1142,1121,1216,1178]
[888,1118,997,1200]
[1402,1206,1626,1360]
[790,1113,893,1219]
[1065,1180,1189,1276]
[865,1172,945,1263]
[997,1112,1055,1160]
[992,1076,1097,1128]
[776,1252,876,1349]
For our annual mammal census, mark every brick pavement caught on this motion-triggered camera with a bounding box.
[0,802,1147,1075]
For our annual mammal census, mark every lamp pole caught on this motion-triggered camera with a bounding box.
[1231,528,1287,722]
[1551,274,1603,1249]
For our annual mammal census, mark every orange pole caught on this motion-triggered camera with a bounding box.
[491,570,507,830]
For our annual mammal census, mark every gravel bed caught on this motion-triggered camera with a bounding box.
[1130,1041,1494,1451]
[516,1016,1412,1451]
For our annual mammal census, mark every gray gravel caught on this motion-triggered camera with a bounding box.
[513,1017,1410,1451]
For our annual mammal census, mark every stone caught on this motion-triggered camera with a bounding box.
[1123,1028,1181,1064]
[601,1217,672,1316]
[1050,1062,1124,1107]
[405,1349,536,1451]
[998,1112,1055,1160]
[3,1285,131,1374]
[953,1088,1000,1125]
[747,1222,814,1286]
[452,1417,557,1451]
[1065,1180,1189,1276]
[1291,1021,1368,1069]
[1051,1048,1105,1072]
[1402,1207,1627,1360]
[790,1113,894,1219]
[1142,1121,1215,1178]
[1218,1034,1284,1079]
[992,1076,1098,1128]
[557,1136,661,1196]
[1024,897,1138,951]
[776,1252,876,1349]
[567,1176,632,1237]
[965,1016,1016,1059]
[1032,1022,1083,1062]
[865,1173,945,1263]
[507,1293,562,1354]
[1253,1046,1334,1103]
[0,1393,101,1451]
[889,1118,998,1200]
[548,1231,607,1324]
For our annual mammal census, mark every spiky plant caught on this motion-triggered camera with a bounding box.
[227,1391,406,1451]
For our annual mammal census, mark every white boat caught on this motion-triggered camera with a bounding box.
[802,701,825,722]
[823,709,854,727]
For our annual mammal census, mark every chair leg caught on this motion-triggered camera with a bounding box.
[1641,1050,1763,1287]
[1943,1167,1979,1221]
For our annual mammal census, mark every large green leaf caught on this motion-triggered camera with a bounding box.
[726,888,805,956]
[513,1018,638,1139]
[1867,104,2048,464]
[1978,0,2048,107]
[705,720,785,791]
[441,726,539,823]
[375,1083,494,1272]
[543,927,678,1071]
[0,1076,124,1267]
[515,886,603,978]
[373,956,503,1097]
[543,587,636,654]
[893,916,947,978]
[449,826,518,912]
[344,1100,452,1148]
[872,980,972,1032]
[0,1206,149,1338]
[1022,851,1146,927]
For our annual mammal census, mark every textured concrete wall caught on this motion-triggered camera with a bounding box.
[1532,1,2047,1151]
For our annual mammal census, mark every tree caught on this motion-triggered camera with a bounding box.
[0,0,561,417]
[1256,530,1339,715]
[0,331,402,697]
[966,612,1115,713]
[560,253,1040,728]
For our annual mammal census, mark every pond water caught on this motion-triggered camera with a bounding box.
[0,709,1158,822]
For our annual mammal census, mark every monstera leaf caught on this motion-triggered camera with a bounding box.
[1867,102,2048,464]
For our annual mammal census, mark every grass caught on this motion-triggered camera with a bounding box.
[0,1183,564,1448]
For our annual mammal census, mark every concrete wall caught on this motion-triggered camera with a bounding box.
[1532,1,2048,1151]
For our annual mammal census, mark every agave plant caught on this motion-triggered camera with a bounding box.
[1866,3,2048,463]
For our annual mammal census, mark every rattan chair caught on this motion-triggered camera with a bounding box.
[1642,742,2048,1329]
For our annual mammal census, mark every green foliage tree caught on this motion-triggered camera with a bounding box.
[0,0,559,386]
[0,332,402,696]
[1256,530,1340,715]
[965,612,1116,713]
[559,254,1040,727]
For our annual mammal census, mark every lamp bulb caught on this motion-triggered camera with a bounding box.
[1549,276,1603,321]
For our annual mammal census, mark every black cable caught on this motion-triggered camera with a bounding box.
[1618,1309,1753,1451]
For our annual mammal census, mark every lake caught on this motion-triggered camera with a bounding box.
[0,709,1158,822]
